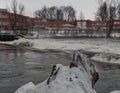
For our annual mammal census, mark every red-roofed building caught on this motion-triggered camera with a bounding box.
[0,8,33,32]
[0,9,8,31]
[1,8,120,32]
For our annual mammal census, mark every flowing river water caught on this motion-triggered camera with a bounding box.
[0,44,120,93]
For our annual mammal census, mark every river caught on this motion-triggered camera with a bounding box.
[0,44,120,93]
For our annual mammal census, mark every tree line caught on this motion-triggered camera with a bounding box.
[7,0,33,34]
[34,6,76,21]
[7,0,120,37]
[7,1,78,34]
[95,0,120,38]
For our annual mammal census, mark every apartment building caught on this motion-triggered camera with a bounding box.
[1,8,120,31]
[0,8,33,31]
[33,17,47,29]
[0,9,8,31]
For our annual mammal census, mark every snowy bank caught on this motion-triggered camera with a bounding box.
[0,38,120,55]
[15,82,35,93]
[91,53,120,64]
[15,52,99,93]
[111,91,120,93]
[1,38,120,64]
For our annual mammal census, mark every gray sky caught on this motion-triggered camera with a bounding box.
[0,0,97,20]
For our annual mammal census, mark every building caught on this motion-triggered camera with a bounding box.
[0,8,34,32]
[1,8,120,32]
[0,9,8,31]
[76,20,84,29]
[32,17,77,29]
[33,17,47,29]
[76,20,120,31]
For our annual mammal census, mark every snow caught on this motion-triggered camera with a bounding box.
[1,38,120,64]
[15,82,35,93]
[0,38,120,54]
[15,52,98,93]
[111,91,120,93]
[0,38,120,64]
[25,31,39,39]
[111,33,120,38]
[91,53,120,64]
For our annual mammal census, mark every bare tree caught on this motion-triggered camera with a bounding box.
[8,0,27,34]
[95,1,108,21]
[41,6,48,18]
[34,5,76,22]
[34,10,41,17]
[48,6,58,20]
[117,3,120,19]
[19,4,25,15]
[34,6,48,18]
[95,0,120,38]
[18,4,25,31]
[62,6,76,21]
[10,0,18,32]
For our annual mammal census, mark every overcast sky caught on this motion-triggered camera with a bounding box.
[0,0,98,20]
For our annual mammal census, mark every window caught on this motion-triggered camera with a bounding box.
[2,11,7,15]
[2,19,7,22]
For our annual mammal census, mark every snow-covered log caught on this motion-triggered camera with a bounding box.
[15,51,99,93]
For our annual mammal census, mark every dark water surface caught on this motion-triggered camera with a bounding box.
[0,44,72,93]
[0,44,120,93]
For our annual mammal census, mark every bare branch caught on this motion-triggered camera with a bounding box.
[19,4,25,15]
[11,0,17,14]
